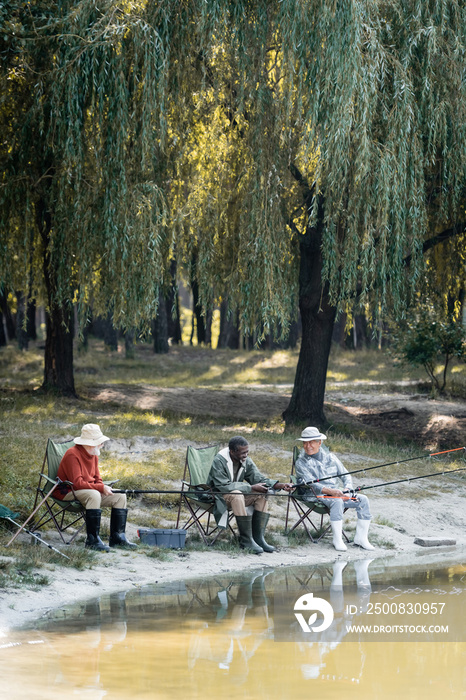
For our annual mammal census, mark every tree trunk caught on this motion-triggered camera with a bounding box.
[166,259,182,344]
[204,308,212,347]
[124,329,135,359]
[16,291,29,350]
[0,308,6,347]
[26,297,37,340]
[42,302,76,395]
[90,314,118,350]
[283,204,336,428]
[218,299,240,349]
[0,290,16,340]
[191,278,207,345]
[152,289,169,354]
[37,198,76,396]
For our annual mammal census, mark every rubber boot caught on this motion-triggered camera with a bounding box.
[85,509,110,552]
[353,519,375,550]
[330,520,347,551]
[108,508,137,549]
[353,558,374,589]
[330,560,348,612]
[236,515,263,554]
[251,511,276,553]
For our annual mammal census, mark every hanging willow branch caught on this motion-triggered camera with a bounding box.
[1,0,465,334]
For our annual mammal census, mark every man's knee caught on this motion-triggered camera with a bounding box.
[224,491,247,516]
[102,493,127,509]
[74,490,102,510]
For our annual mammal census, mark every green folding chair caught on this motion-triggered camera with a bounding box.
[284,446,350,544]
[24,439,86,544]
[175,444,235,545]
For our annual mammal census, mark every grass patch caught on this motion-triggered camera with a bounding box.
[0,557,50,589]
[140,546,173,561]
[0,338,464,590]
[370,535,397,550]
[374,516,396,528]
[285,529,319,546]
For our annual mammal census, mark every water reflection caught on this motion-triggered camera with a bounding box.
[1,558,465,699]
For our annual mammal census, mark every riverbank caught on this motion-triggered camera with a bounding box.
[1,484,465,634]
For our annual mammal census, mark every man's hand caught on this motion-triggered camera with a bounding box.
[274,482,293,492]
[103,485,113,496]
[251,483,269,493]
[321,487,344,497]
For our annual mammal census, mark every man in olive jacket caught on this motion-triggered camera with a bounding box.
[207,435,292,554]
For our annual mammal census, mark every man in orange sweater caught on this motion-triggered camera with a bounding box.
[56,423,135,552]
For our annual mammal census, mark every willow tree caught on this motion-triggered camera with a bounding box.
[169,0,466,426]
[1,1,465,419]
[0,0,174,393]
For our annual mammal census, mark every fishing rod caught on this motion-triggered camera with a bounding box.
[349,466,466,493]
[113,488,293,497]
[3,516,70,560]
[301,446,465,486]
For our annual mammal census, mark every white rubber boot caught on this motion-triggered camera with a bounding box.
[353,519,375,550]
[353,558,374,589]
[330,560,348,611]
[331,520,347,551]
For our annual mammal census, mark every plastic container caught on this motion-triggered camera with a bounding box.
[137,528,187,549]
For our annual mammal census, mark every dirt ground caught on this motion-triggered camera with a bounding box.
[87,381,466,449]
[1,380,465,635]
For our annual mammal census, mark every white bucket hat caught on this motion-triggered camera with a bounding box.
[297,426,327,441]
[74,423,110,446]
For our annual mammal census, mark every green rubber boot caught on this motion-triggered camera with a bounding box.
[251,511,276,553]
[236,515,263,554]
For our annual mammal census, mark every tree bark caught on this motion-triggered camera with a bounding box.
[152,289,169,354]
[42,301,76,395]
[283,198,336,428]
[191,278,207,345]
[0,290,16,340]
[37,198,76,396]
[124,329,135,359]
[26,297,37,340]
[16,291,29,351]
[166,259,182,344]
[218,299,240,349]
[0,308,6,347]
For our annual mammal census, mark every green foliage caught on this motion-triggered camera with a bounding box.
[2,0,465,338]
[393,312,465,393]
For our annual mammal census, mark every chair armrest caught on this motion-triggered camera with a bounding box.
[42,474,73,487]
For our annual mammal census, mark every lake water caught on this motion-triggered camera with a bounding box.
[1,555,465,699]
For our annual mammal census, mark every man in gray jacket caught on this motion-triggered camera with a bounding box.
[295,427,374,552]
[207,436,292,554]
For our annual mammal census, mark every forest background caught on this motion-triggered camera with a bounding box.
[1,0,465,427]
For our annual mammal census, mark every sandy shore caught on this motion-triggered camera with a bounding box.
[1,481,465,635]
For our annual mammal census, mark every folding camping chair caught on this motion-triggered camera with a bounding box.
[284,446,350,544]
[175,444,235,545]
[12,438,118,546]
[16,438,86,545]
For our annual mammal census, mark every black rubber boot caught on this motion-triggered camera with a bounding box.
[85,509,110,552]
[109,508,137,549]
[251,511,276,552]
[236,515,263,554]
